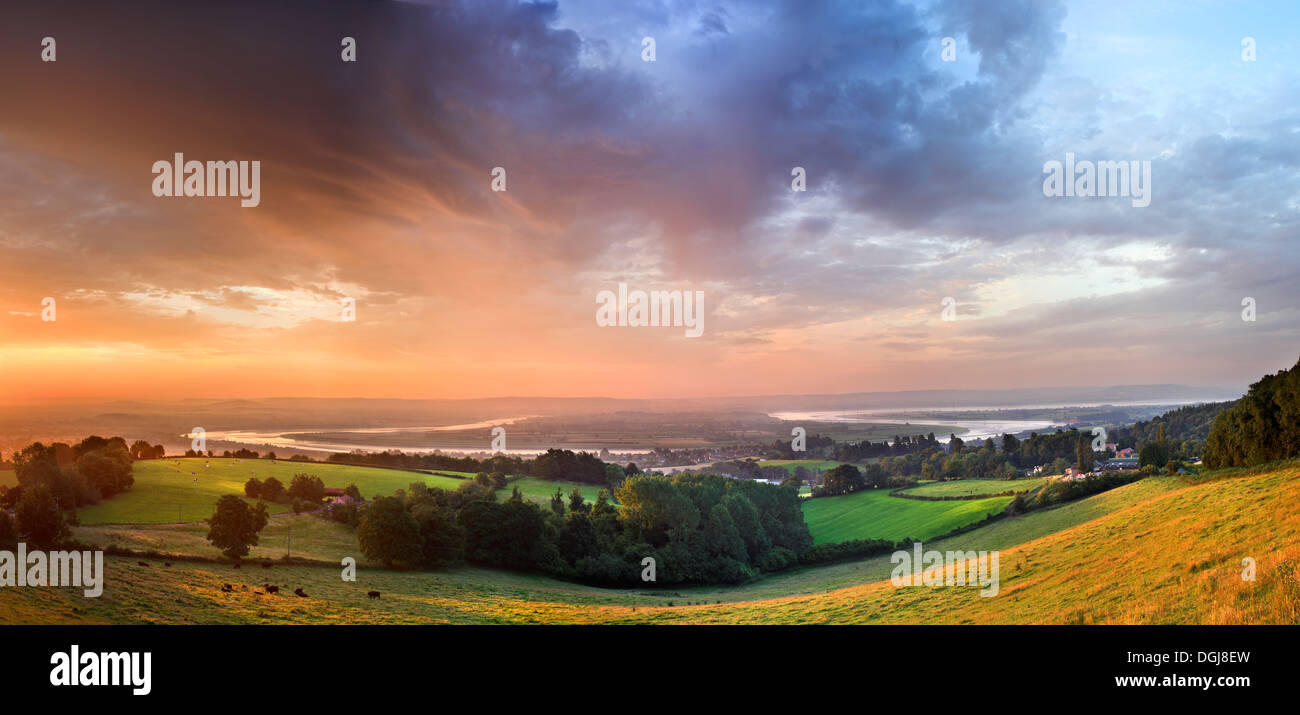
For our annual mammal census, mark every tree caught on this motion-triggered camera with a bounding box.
[344,483,363,501]
[287,473,325,503]
[244,477,262,498]
[129,440,154,460]
[820,464,864,496]
[1076,434,1094,473]
[412,504,465,568]
[1138,441,1168,469]
[14,485,70,548]
[357,496,421,567]
[0,508,16,550]
[550,486,566,515]
[75,444,134,498]
[259,476,285,503]
[568,485,588,514]
[205,495,269,559]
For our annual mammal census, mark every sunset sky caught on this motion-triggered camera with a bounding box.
[1,0,1297,402]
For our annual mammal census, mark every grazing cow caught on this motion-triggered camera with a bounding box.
[164,562,172,567]
[293,587,308,598]
[265,585,280,594]
[367,591,381,600]
[137,561,150,567]
[221,584,233,593]
[261,562,273,569]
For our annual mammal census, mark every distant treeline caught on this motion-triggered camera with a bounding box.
[1204,356,1300,468]
[319,448,626,486]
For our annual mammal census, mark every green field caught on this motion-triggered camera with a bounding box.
[758,459,845,473]
[903,478,1047,498]
[74,458,469,525]
[4,461,1299,623]
[800,488,1012,544]
[506,477,608,505]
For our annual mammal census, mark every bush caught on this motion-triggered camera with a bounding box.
[801,538,894,566]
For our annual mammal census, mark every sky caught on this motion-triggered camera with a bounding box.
[0,0,1297,402]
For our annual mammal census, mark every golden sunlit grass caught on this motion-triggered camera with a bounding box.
[3,460,1298,624]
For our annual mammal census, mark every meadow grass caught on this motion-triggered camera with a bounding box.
[801,488,1012,544]
[504,477,608,505]
[75,458,467,525]
[903,477,1047,498]
[6,461,1298,624]
[758,459,845,473]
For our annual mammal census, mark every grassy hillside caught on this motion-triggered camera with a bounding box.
[801,488,1012,544]
[75,458,468,525]
[4,460,1297,624]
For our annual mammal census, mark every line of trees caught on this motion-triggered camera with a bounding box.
[351,471,813,586]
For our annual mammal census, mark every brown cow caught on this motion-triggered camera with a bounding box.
[367,591,381,599]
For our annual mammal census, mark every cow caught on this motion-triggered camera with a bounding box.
[293,587,308,598]
[367,591,381,600]
[265,585,280,594]
[164,562,172,567]
[136,561,150,567]
[261,562,273,569]
[221,584,233,593]
[232,563,241,569]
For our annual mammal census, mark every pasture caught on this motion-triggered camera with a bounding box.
[506,477,609,505]
[4,462,1297,624]
[903,478,1047,498]
[75,458,468,525]
[758,459,845,473]
[801,488,1012,544]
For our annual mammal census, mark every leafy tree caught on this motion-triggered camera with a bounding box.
[259,476,286,503]
[14,485,70,548]
[75,443,134,497]
[0,508,16,549]
[204,494,269,559]
[244,477,263,498]
[411,504,465,568]
[344,483,363,501]
[819,464,864,496]
[550,486,565,515]
[287,473,325,503]
[357,496,421,566]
